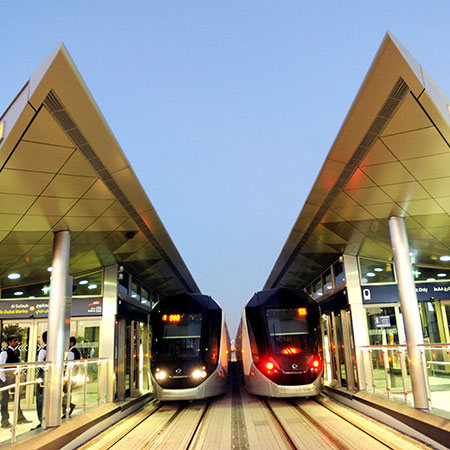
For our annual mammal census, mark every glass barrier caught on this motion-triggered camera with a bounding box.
[358,344,450,412]
[62,358,109,419]
[0,361,50,445]
[0,358,109,445]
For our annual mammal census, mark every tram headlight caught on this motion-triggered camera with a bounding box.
[155,369,167,380]
[192,369,207,379]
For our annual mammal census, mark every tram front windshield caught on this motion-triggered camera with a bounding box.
[266,308,313,354]
[159,313,202,360]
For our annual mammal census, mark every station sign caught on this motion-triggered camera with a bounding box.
[374,316,391,328]
[361,281,450,304]
[0,297,102,319]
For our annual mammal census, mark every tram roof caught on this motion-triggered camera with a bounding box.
[264,32,450,291]
[0,44,200,296]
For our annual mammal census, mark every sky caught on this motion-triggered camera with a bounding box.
[1,2,450,335]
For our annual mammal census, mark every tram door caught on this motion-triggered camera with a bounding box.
[324,310,357,390]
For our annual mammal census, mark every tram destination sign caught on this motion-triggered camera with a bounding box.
[361,281,450,304]
[0,297,102,319]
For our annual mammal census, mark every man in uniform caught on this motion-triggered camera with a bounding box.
[0,336,31,428]
[62,336,81,418]
[32,331,47,429]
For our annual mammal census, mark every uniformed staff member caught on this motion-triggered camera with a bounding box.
[0,336,31,428]
[32,331,47,430]
[62,336,80,418]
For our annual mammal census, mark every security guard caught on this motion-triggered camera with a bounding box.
[0,336,31,428]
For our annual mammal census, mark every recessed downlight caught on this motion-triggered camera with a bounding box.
[440,256,450,262]
[374,268,383,272]
[29,296,35,299]
[14,291,23,296]
[88,284,97,290]
[427,278,436,282]
[47,266,53,272]
[8,273,21,280]
[437,273,447,277]
[79,280,88,285]
[366,273,376,277]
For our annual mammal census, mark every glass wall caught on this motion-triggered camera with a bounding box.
[1,269,103,299]
[305,258,346,299]
[359,258,395,284]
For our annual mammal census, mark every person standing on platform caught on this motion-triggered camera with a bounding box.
[62,336,80,418]
[0,336,31,428]
[32,331,47,430]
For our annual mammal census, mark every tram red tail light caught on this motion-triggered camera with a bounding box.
[309,356,322,374]
[260,358,280,377]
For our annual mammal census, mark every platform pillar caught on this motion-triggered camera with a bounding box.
[44,230,72,427]
[343,254,370,390]
[388,216,429,409]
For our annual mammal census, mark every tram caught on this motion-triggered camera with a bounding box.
[150,293,228,400]
[236,288,323,397]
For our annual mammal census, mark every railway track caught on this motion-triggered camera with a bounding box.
[79,374,433,450]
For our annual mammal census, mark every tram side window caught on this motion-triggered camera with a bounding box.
[366,307,398,345]
[247,321,260,363]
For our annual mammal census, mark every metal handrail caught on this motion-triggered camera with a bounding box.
[0,358,110,444]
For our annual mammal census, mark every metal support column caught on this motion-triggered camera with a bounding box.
[343,255,370,390]
[43,230,72,426]
[388,216,429,409]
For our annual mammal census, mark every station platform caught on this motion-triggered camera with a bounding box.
[9,364,449,450]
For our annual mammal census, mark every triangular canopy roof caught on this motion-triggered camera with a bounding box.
[265,33,450,290]
[0,44,200,295]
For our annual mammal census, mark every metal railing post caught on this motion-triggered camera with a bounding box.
[382,348,391,398]
[11,368,21,443]
[83,361,88,412]
[367,348,375,393]
[398,347,408,403]
[419,346,431,405]
[42,364,49,429]
[65,363,73,419]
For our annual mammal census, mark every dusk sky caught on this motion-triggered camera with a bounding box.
[1,2,450,334]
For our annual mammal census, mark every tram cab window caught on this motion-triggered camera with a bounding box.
[159,313,202,360]
[266,308,313,354]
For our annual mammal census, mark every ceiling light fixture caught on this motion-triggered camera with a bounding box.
[79,280,88,285]
[437,273,447,277]
[374,268,383,272]
[88,284,97,290]
[47,266,53,272]
[440,256,450,262]
[14,291,23,296]
[366,272,376,277]
[8,273,21,280]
